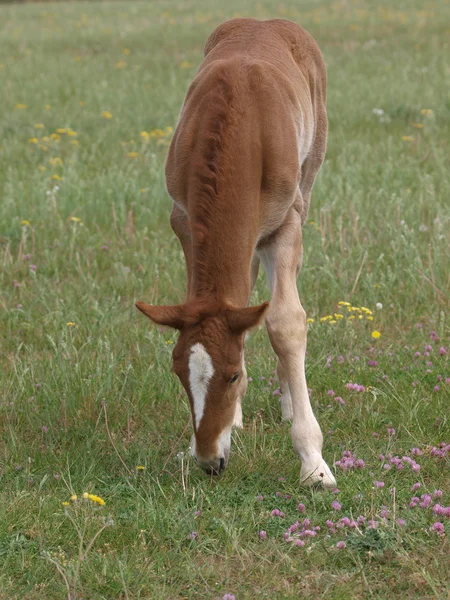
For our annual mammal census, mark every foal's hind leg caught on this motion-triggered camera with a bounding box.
[259,209,336,488]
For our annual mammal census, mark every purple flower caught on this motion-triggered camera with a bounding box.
[259,530,267,539]
[247,377,253,382]
[276,491,282,497]
[295,539,305,547]
[419,494,433,509]
[30,264,37,272]
[374,481,385,488]
[223,595,236,600]
[335,396,345,405]
[430,522,445,535]
[439,347,448,355]
[194,510,201,516]
[433,505,450,517]
[297,503,306,513]
[336,541,346,549]
[101,244,108,251]
[331,501,342,511]
[434,385,439,392]
[368,360,378,367]
[396,518,406,526]
[387,427,396,436]
[272,388,281,396]
[328,390,335,396]
[433,490,443,498]
[41,425,48,433]
[187,531,198,540]
[410,482,421,492]
[256,495,264,501]
[35,383,41,390]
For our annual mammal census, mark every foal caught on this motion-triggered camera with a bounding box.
[137,18,336,487]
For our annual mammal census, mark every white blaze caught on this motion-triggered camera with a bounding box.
[189,343,214,430]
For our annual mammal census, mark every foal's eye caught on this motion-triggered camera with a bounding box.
[229,371,240,384]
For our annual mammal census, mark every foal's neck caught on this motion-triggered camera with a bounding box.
[189,214,256,307]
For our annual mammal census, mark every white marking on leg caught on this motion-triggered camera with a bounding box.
[189,343,214,430]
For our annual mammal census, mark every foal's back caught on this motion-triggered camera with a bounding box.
[165,18,327,240]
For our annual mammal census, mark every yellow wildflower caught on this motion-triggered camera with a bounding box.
[420,108,433,115]
[28,138,39,144]
[361,307,373,314]
[87,494,105,506]
[51,174,62,181]
[101,110,113,119]
[67,129,77,137]
[372,330,381,339]
[45,104,51,110]
[123,48,131,55]
[62,501,70,506]
[348,315,356,321]
[165,126,173,134]
[126,151,139,158]
[306,318,314,323]
[15,103,27,109]
[136,465,145,471]
[140,188,146,193]
[116,60,127,69]
[350,306,361,312]
[70,494,77,501]
[338,301,350,307]
[329,319,337,324]
[66,322,77,327]
[140,131,150,141]
[50,133,61,141]
[70,216,82,223]
[402,136,414,142]
[320,315,333,322]
[367,316,374,321]
[34,123,44,129]
[83,492,89,499]
[39,165,46,171]
[56,128,67,134]
[21,220,30,226]
[334,313,344,320]
[49,157,63,166]
[150,129,165,138]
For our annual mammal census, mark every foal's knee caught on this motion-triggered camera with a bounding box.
[266,306,306,355]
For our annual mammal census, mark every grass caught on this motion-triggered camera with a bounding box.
[0,0,449,598]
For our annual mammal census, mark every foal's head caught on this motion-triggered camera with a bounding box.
[136,299,268,474]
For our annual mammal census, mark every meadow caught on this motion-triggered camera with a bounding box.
[0,0,449,598]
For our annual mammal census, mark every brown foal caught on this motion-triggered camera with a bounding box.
[137,18,336,486]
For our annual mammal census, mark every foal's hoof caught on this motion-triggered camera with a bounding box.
[300,459,336,488]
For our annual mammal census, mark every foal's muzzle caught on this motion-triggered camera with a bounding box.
[201,456,226,476]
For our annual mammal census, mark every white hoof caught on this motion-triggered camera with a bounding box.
[280,393,293,421]
[300,457,336,488]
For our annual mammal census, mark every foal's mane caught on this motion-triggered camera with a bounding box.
[189,71,235,293]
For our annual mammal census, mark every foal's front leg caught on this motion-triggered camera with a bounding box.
[259,213,336,487]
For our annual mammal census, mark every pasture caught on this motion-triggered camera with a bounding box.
[0,0,449,598]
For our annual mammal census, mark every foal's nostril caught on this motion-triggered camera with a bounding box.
[201,457,226,476]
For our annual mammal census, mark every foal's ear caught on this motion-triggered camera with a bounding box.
[226,302,269,334]
[135,301,185,330]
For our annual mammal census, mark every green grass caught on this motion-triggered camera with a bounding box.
[1,0,449,598]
